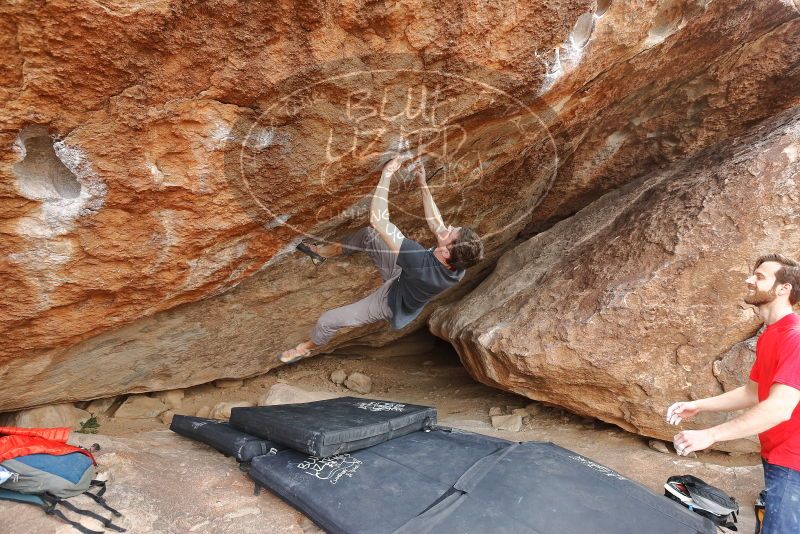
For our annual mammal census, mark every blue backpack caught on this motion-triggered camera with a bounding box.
[0,446,125,533]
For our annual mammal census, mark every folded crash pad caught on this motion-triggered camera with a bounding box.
[396,441,715,534]
[249,427,510,534]
[230,397,437,457]
[170,415,281,462]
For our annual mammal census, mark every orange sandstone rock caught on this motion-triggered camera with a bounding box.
[0,0,797,413]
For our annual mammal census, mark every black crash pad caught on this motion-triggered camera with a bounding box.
[396,441,715,534]
[170,415,282,462]
[230,397,436,457]
[248,428,510,534]
[250,430,714,534]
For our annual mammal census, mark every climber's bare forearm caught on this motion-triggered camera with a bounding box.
[369,167,393,228]
[420,182,446,234]
[370,158,404,253]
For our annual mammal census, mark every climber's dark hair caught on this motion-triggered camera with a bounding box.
[448,227,484,270]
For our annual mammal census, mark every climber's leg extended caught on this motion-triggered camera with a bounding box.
[310,278,395,346]
[280,228,400,364]
[278,281,393,364]
[298,228,401,279]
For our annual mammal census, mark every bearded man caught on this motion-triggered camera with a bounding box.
[666,254,800,534]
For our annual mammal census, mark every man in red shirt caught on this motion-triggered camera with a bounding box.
[667,254,800,533]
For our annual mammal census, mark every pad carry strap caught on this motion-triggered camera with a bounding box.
[46,506,104,534]
[86,480,126,531]
[59,499,118,529]
[84,490,123,517]
[89,479,107,498]
[60,497,126,533]
[42,489,127,533]
[41,495,104,534]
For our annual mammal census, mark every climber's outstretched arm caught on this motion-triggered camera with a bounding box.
[414,163,447,237]
[369,156,405,253]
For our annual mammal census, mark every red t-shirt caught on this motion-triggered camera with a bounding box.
[749,312,800,470]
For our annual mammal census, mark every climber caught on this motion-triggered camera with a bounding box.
[666,254,800,534]
[278,155,484,364]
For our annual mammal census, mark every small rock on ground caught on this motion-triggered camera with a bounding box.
[160,410,176,425]
[210,401,254,420]
[649,440,671,454]
[344,372,372,394]
[491,414,523,432]
[440,419,493,432]
[488,406,504,416]
[330,369,347,385]
[258,384,339,406]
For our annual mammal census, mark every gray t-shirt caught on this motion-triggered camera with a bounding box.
[387,238,465,330]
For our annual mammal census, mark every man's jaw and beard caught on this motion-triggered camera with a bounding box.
[744,283,777,306]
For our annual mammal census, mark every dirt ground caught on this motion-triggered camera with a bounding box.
[2,335,762,533]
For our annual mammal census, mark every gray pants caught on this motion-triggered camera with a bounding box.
[310,228,401,345]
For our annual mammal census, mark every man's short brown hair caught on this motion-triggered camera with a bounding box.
[754,253,800,305]
[449,227,484,270]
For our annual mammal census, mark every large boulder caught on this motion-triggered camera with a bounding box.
[152,389,185,411]
[113,395,168,420]
[83,397,119,417]
[1,0,797,411]
[430,109,800,451]
[257,383,340,406]
[0,403,91,429]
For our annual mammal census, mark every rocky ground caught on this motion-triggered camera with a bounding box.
[1,337,762,533]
